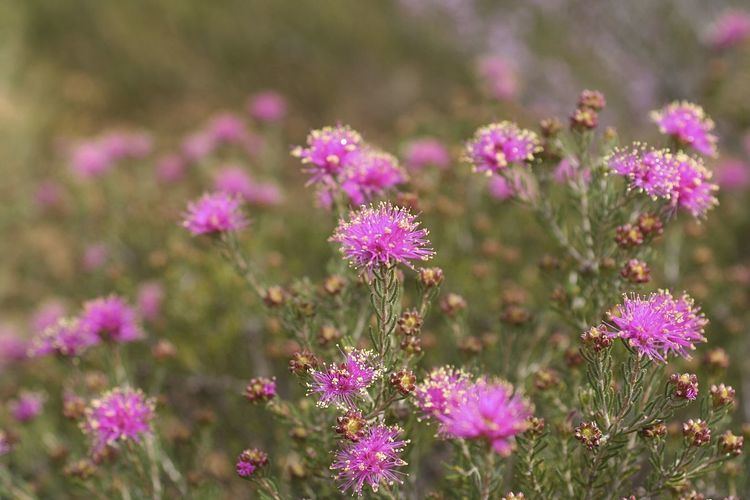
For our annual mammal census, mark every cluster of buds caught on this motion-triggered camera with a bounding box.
[244,377,277,403]
[501,305,531,325]
[718,431,743,456]
[335,410,367,442]
[570,90,605,131]
[581,325,612,352]
[288,349,320,375]
[263,286,287,308]
[400,335,422,355]
[439,293,466,317]
[620,259,651,284]
[709,383,735,408]
[540,117,563,138]
[389,369,416,396]
[640,422,667,439]
[669,373,699,401]
[637,213,664,237]
[615,224,644,248]
[575,421,603,449]
[525,417,546,437]
[397,310,423,336]
[683,419,711,447]
[418,267,444,289]
[62,393,87,420]
[236,448,269,478]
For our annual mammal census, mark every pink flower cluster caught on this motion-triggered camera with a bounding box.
[70,131,152,179]
[606,291,708,363]
[331,202,434,272]
[308,349,380,408]
[403,138,451,170]
[650,102,718,157]
[214,166,283,207]
[608,146,718,218]
[182,191,249,235]
[476,55,519,101]
[81,387,155,453]
[706,9,750,50]
[9,391,45,423]
[247,90,288,123]
[465,122,541,175]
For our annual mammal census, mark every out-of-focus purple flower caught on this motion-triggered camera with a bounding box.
[69,132,152,179]
[247,91,288,123]
[414,366,472,420]
[247,182,283,207]
[155,154,186,184]
[0,325,28,365]
[553,158,591,184]
[487,175,514,200]
[137,282,164,322]
[331,425,408,495]
[207,113,248,145]
[80,296,144,343]
[82,243,109,272]
[235,448,268,478]
[244,377,277,403]
[0,430,11,456]
[82,387,155,453]
[438,379,532,455]
[341,149,407,205]
[34,180,64,210]
[70,142,112,179]
[214,165,255,199]
[29,300,67,335]
[182,191,248,235]
[706,9,750,50]
[607,291,708,363]
[650,102,718,157]
[100,132,153,160]
[308,349,379,408]
[477,55,519,101]
[29,318,99,357]
[715,158,750,191]
[181,131,216,163]
[292,125,364,185]
[9,392,45,423]
[403,138,451,170]
[331,202,434,272]
[465,122,541,175]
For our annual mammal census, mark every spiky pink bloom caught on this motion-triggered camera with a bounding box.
[82,387,155,453]
[607,291,708,363]
[247,91,287,123]
[465,122,541,174]
[331,425,408,496]
[437,380,532,455]
[414,366,472,420]
[308,349,379,408]
[9,392,44,423]
[292,125,363,184]
[341,149,407,205]
[235,459,256,478]
[671,153,719,217]
[706,9,750,50]
[331,202,434,271]
[182,191,248,235]
[29,318,99,357]
[403,138,451,170]
[80,296,144,343]
[651,102,718,157]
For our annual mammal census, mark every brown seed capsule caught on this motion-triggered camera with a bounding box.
[400,335,422,355]
[335,411,367,442]
[440,293,467,316]
[575,421,602,449]
[322,275,346,296]
[289,349,320,375]
[682,419,711,447]
[418,267,444,288]
[390,370,416,396]
[578,90,606,111]
[263,286,286,307]
[397,310,423,336]
[640,422,667,439]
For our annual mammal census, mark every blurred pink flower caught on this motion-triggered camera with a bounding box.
[137,282,164,322]
[181,132,216,163]
[715,158,750,191]
[207,113,248,145]
[553,158,591,184]
[0,325,28,365]
[477,55,519,101]
[70,142,111,179]
[487,175,514,200]
[9,392,44,423]
[30,300,67,335]
[34,180,64,210]
[706,9,750,50]
[156,154,186,184]
[182,191,248,235]
[247,91,288,123]
[403,138,451,170]
[82,243,109,272]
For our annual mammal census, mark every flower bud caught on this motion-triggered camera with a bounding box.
[501,493,526,500]
[390,370,416,396]
[534,368,560,391]
[578,90,606,111]
[335,410,367,442]
[620,259,651,284]
[244,377,276,403]
[682,419,711,447]
[263,286,286,307]
[64,459,96,480]
[640,422,667,439]
[710,383,735,408]
[317,325,341,345]
[615,224,644,248]
[575,421,602,449]
[718,431,743,456]
[400,335,422,355]
[418,267,444,288]
[539,117,563,138]
[322,275,346,296]
[440,293,466,316]
[152,339,177,361]
[501,305,531,325]
[570,108,598,130]
[289,349,320,375]
[525,417,545,437]
[636,213,663,236]
[703,348,730,370]
[581,325,612,352]
[397,310,423,336]
[669,373,699,401]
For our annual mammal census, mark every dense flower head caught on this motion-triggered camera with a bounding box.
[292,125,364,184]
[29,318,99,357]
[706,9,750,50]
[330,424,408,496]
[331,202,434,271]
[607,291,708,362]
[414,366,472,420]
[80,296,144,343]
[244,377,277,403]
[9,391,45,423]
[437,379,532,455]
[341,149,407,205]
[182,191,248,235]
[247,90,287,123]
[465,122,541,174]
[650,102,718,157]
[403,138,451,170]
[608,146,718,217]
[308,349,380,408]
[669,373,699,400]
[236,448,268,478]
[81,387,155,453]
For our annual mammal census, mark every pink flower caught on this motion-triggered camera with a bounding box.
[82,243,109,272]
[671,153,719,217]
[182,191,248,235]
[340,149,407,205]
[9,392,44,423]
[247,91,288,123]
[715,158,750,191]
[214,166,256,200]
[29,300,67,335]
[206,113,248,145]
[34,180,64,210]
[403,138,451,170]
[82,387,155,453]
[414,366,472,420]
[331,202,434,271]
[29,318,99,357]
[70,142,112,179]
[155,154,186,184]
[651,102,718,157]
[706,9,750,50]
[308,349,379,408]
[437,379,532,455]
[292,125,364,185]
[137,282,164,322]
[331,425,408,495]
[487,175,514,200]
[80,296,144,343]
[181,132,216,163]
[607,291,708,363]
[553,158,591,184]
[477,55,519,101]
[465,122,541,174]
[0,325,28,365]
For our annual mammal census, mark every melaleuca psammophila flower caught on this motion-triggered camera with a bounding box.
[650,101,718,157]
[308,349,379,408]
[244,377,277,403]
[669,373,699,400]
[464,122,542,175]
[710,383,735,408]
[182,191,248,235]
[81,387,155,454]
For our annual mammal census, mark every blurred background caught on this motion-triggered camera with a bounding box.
[1,0,749,497]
